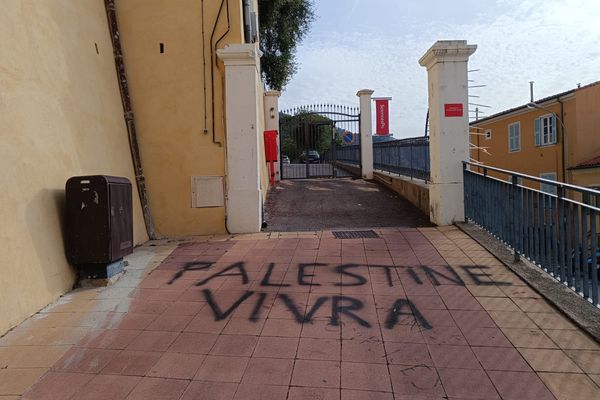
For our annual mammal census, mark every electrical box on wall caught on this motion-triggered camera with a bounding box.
[191,176,224,208]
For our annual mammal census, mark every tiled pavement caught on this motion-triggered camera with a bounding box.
[2,227,600,399]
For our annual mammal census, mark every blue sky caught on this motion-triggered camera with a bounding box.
[279,0,600,138]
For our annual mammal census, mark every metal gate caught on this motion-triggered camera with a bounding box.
[279,104,361,179]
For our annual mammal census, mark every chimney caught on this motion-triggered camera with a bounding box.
[529,81,534,102]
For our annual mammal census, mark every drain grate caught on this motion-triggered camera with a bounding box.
[332,230,379,239]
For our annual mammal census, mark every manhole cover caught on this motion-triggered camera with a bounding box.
[332,230,379,239]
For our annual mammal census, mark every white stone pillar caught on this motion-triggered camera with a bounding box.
[264,90,281,181]
[419,40,477,225]
[217,44,263,233]
[357,89,374,179]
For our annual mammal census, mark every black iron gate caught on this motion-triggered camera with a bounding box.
[279,104,361,179]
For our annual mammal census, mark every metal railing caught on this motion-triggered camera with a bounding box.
[463,161,600,306]
[332,144,360,166]
[373,137,430,181]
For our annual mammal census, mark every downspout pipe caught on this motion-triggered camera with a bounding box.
[558,98,567,183]
[210,0,231,147]
[243,0,252,43]
[104,0,158,240]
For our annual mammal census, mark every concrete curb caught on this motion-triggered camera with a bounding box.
[456,222,600,343]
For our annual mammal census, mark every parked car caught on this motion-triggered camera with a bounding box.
[299,149,320,163]
[281,155,290,165]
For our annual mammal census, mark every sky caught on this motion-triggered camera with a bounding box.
[279,0,600,138]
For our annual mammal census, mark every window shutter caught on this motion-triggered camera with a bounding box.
[509,125,514,151]
[551,115,557,144]
[534,118,541,146]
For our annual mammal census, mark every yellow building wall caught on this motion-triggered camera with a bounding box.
[471,83,600,192]
[0,0,148,335]
[571,168,600,189]
[572,83,600,166]
[116,0,252,236]
[471,101,570,188]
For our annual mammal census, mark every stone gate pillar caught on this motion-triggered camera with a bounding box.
[264,90,281,181]
[357,89,374,179]
[419,40,477,225]
[218,44,263,233]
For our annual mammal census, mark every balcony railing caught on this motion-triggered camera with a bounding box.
[463,161,600,306]
[373,137,430,181]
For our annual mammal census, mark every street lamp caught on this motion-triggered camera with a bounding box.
[526,102,569,182]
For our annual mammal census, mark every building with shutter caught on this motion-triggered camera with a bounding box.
[470,81,600,195]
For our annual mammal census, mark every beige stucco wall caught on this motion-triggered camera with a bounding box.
[374,172,430,217]
[0,0,148,335]
[117,0,254,236]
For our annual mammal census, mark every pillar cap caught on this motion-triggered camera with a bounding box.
[356,89,375,97]
[419,40,477,69]
[265,90,281,97]
[217,44,263,66]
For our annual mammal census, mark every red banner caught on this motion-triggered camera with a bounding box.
[375,99,390,135]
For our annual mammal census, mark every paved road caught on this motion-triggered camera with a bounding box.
[264,178,432,231]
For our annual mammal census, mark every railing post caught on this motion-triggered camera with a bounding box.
[463,162,468,220]
[511,174,521,262]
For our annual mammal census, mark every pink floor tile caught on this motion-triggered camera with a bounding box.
[124,377,189,400]
[437,368,499,399]
[487,371,556,400]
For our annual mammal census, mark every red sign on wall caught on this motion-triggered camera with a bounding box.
[375,99,390,135]
[444,103,464,117]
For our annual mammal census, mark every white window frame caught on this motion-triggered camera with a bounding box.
[540,172,557,195]
[539,114,556,146]
[484,129,492,140]
[508,122,520,152]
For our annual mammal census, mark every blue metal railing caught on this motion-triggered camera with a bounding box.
[373,137,430,181]
[334,144,360,166]
[463,161,600,306]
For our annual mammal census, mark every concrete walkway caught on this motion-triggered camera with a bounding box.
[2,227,600,399]
[264,179,432,231]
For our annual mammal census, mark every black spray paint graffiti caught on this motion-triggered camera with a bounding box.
[169,261,511,330]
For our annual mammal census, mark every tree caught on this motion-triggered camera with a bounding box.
[259,0,315,91]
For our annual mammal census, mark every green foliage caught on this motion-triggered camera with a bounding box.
[259,0,315,91]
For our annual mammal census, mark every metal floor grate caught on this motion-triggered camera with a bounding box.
[332,230,379,239]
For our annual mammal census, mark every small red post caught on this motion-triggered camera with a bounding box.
[264,130,278,187]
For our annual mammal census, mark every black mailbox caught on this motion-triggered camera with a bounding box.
[66,175,133,279]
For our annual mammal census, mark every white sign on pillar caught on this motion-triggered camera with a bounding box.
[217,44,263,233]
[419,40,477,226]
